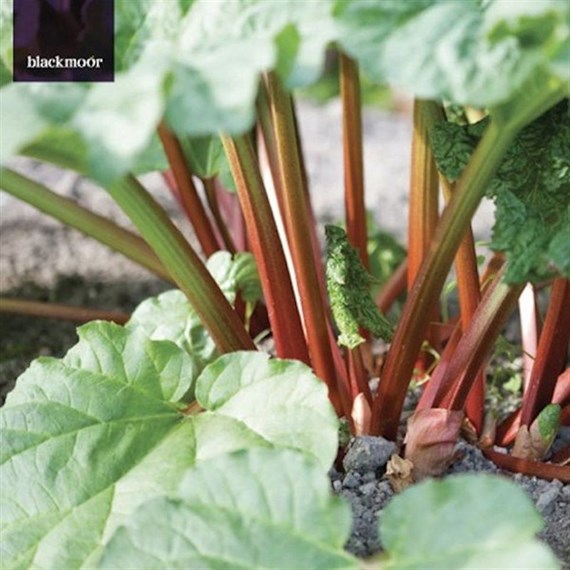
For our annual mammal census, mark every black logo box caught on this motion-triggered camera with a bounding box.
[13,0,114,82]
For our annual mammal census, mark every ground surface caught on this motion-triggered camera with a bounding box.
[1,100,566,567]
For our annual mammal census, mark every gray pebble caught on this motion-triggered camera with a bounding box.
[535,482,563,516]
[343,436,397,472]
[343,471,361,489]
[359,482,377,496]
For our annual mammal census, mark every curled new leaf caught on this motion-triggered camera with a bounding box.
[513,404,561,461]
[326,225,393,348]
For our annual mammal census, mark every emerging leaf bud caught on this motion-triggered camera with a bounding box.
[404,408,463,480]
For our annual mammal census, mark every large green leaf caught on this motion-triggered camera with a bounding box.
[195,351,339,469]
[335,0,569,108]
[71,54,168,184]
[1,328,338,568]
[98,449,359,570]
[431,101,569,283]
[165,0,335,136]
[0,322,196,569]
[380,474,559,569]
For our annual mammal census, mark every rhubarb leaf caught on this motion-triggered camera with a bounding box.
[431,101,570,283]
[380,474,558,569]
[326,225,393,348]
[335,0,569,108]
[166,0,335,135]
[71,55,168,184]
[99,449,359,570]
[195,352,339,469]
[128,289,217,368]
[0,322,196,569]
[128,251,261,366]
[207,251,262,304]
[1,333,339,568]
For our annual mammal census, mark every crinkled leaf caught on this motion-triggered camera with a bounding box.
[0,322,196,569]
[326,225,393,348]
[431,101,570,283]
[195,351,339,469]
[2,334,339,568]
[380,474,558,569]
[335,0,569,108]
[99,449,358,570]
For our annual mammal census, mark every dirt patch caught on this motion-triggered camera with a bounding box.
[0,276,169,402]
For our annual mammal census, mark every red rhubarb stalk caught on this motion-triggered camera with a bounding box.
[340,53,368,268]
[519,278,570,427]
[265,72,339,391]
[158,123,220,256]
[371,118,517,439]
[222,135,311,366]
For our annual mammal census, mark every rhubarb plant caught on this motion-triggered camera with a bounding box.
[1,0,569,567]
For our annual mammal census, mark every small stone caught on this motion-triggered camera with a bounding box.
[536,483,562,516]
[359,482,377,496]
[343,471,361,489]
[361,472,376,484]
[343,436,397,472]
[332,479,342,492]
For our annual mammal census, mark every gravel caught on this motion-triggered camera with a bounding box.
[334,436,570,567]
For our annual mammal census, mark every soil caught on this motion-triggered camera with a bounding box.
[1,100,567,567]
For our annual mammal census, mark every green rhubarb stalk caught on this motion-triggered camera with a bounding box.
[157,123,220,257]
[0,297,129,324]
[0,167,170,282]
[222,134,311,365]
[265,72,338,390]
[106,175,255,353]
[340,53,368,268]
